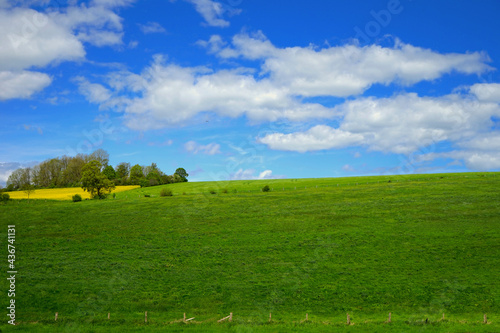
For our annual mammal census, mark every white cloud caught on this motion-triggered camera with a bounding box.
[76,77,113,104]
[87,56,336,129]
[0,8,85,71]
[0,2,129,100]
[342,164,355,172]
[184,141,221,155]
[229,168,281,180]
[138,21,166,34]
[207,32,492,97]
[258,125,364,153]
[0,70,51,100]
[469,83,500,103]
[185,0,240,27]
[258,93,500,155]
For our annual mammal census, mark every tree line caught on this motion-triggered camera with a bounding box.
[5,149,188,191]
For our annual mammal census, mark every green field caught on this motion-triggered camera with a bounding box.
[1,172,499,332]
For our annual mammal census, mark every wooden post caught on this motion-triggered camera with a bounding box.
[145,311,147,323]
[269,312,272,322]
[305,313,308,321]
[184,313,186,321]
[55,312,58,321]
[347,313,351,325]
[442,313,444,320]
[108,312,110,320]
[229,312,232,322]
[388,312,391,323]
[484,314,487,324]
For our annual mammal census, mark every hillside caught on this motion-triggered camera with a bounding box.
[1,173,499,332]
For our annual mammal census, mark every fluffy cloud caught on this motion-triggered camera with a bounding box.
[206,32,492,97]
[0,70,51,100]
[185,0,241,27]
[469,83,500,103]
[87,56,336,129]
[0,2,128,100]
[258,93,500,155]
[184,141,221,155]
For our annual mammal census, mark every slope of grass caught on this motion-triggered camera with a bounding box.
[1,173,499,332]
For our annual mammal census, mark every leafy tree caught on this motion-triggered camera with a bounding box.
[102,165,116,180]
[116,162,130,179]
[174,168,189,182]
[129,164,144,185]
[80,160,115,199]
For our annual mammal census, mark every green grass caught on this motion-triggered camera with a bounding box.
[1,172,499,332]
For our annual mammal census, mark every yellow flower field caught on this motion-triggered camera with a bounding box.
[5,185,140,200]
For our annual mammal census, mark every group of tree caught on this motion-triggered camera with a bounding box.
[6,149,189,193]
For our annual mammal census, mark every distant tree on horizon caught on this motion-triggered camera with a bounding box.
[80,160,115,199]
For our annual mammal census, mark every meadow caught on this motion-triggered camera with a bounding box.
[5,185,140,200]
[0,172,499,332]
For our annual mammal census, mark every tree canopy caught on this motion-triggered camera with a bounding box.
[80,160,116,199]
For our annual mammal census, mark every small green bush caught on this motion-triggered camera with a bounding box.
[72,194,82,202]
[1,193,10,202]
[144,194,151,198]
[160,189,173,197]
[262,185,270,192]
[209,189,216,194]
[112,193,116,199]
[222,188,228,194]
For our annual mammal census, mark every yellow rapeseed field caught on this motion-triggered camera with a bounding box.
[5,185,140,200]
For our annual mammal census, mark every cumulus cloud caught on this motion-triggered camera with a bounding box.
[229,168,281,180]
[0,2,129,100]
[0,70,51,100]
[205,32,492,97]
[469,83,500,103]
[84,56,336,129]
[184,141,221,155]
[258,93,500,155]
[185,0,241,27]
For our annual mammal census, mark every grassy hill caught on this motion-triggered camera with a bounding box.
[1,172,499,332]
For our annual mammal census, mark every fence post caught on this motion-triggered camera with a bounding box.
[145,311,147,323]
[388,312,391,323]
[55,312,58,321]
[269,312,272,322]
[484,314,487,324]
[229,312,232,322]
[108,312,110,320]
[347,313,351,325]
[306,313,308,321]
[184,313,186,321]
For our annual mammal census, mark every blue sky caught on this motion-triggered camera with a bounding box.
[1,0,500,184]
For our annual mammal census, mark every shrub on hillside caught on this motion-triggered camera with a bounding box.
[144,194,151,197]
[160,189,173,197]
[72,194,82,202]
[209,189,216,194]
[222,188,228,194]
[0,193,10,202]
[262,185,270,192]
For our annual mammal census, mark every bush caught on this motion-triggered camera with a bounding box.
[222,188,228,194]
[72,194,82,202]
[160,188,173,197]
[209,189,216,194]
[262,185,270,192]
[112,193,116,199]
[144,194,151,197]
[1,193,10,202]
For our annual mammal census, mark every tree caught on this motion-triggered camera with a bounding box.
[116,162,130,179]
[102,165,116,180]
[89,149,109,170]
[174,168,189,182]
[22,167,35,202]
[129,164,144,185]
[80,160,115,199]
